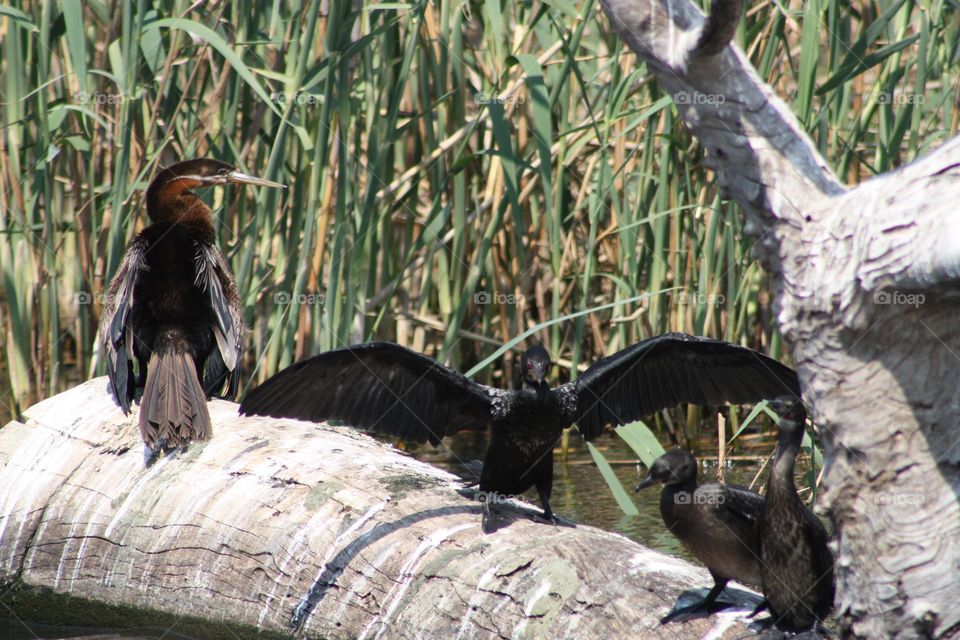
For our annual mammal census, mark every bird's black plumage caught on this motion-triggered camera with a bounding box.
[101,158,282,459]
[240,333,799,529]
[237,341,496,445]
[568,333,799,440]
[638,449,765,616]
[759,398,835,631]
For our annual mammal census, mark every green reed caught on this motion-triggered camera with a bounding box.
[0,0,955,509]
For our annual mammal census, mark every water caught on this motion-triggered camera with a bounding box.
[413,427,783,564]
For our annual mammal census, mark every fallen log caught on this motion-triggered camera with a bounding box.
[0,378,766,638]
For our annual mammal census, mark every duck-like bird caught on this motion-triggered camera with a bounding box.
[760,398,835,631]
[239,333,800,531]
[100,158,284,460]
[637,448,765,619]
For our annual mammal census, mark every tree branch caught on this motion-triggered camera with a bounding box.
[600,0,844,229]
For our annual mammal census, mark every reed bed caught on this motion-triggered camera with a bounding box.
[1,0,955,503]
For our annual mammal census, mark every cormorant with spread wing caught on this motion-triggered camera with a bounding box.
[239,334,799,530]
[100,158,284,460]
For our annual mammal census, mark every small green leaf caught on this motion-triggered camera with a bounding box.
[0,5,38,32]
[148,18,282,117]
[615,420,666,468]
[586,442,640,516]
[62,0,87,94]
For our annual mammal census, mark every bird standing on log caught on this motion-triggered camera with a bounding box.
[637,449,765,619]
[100,158,284,461]
[240,333,800,532]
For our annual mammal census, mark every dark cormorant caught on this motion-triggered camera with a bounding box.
[637,448,765,618]
[239,333,799,531]
[100,158,284,460]
[760,398,835,631]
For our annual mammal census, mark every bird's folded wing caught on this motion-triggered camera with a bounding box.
[803,507,836,592]
[714,484,765,526]
[239,342,501,445]
[195,242,243,399]
[100,236,150,413]
[558,332,801,440]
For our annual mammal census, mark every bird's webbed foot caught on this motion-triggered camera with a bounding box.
[480,495,511,534]
[532,511,559,525]
[748,599,769,618]
[532,510,576,528]
[143,442,189,467]
[144,448,160,467]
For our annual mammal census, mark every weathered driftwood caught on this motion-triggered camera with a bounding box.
[601,0,960,637]
[0,378,767,639]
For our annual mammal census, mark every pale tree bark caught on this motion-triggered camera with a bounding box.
[0,377,774,639]
[600,0,960,637]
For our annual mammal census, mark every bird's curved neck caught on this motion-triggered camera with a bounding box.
[146,179,216,237]
[771,431,801,492]
[521,379,549,396]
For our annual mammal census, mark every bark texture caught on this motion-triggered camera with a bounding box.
[0,378,767,639]
[600,1,960,637]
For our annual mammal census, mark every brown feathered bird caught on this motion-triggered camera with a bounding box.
[100,158,284,461]
[760,397,835,631]
[637,449,765,619]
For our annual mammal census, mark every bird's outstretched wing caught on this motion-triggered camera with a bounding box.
[239,342,501,445]
[558,333,800,440]
[195,242,243,399]
[99,236,150,413]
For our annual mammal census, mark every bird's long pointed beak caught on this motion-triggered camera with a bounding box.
[635,475,655,491]
[225,170,286,189]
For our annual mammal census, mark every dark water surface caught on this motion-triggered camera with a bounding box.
[414,427,785,565]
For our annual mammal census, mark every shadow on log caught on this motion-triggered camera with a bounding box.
[0,378,775,638]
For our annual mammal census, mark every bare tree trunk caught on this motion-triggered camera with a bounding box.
[600,1,960,637]
[0,378,770,639]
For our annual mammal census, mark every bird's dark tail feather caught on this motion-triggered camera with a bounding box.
[139,347,211,458]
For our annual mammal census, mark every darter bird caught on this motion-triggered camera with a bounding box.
[101,158,284,461]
